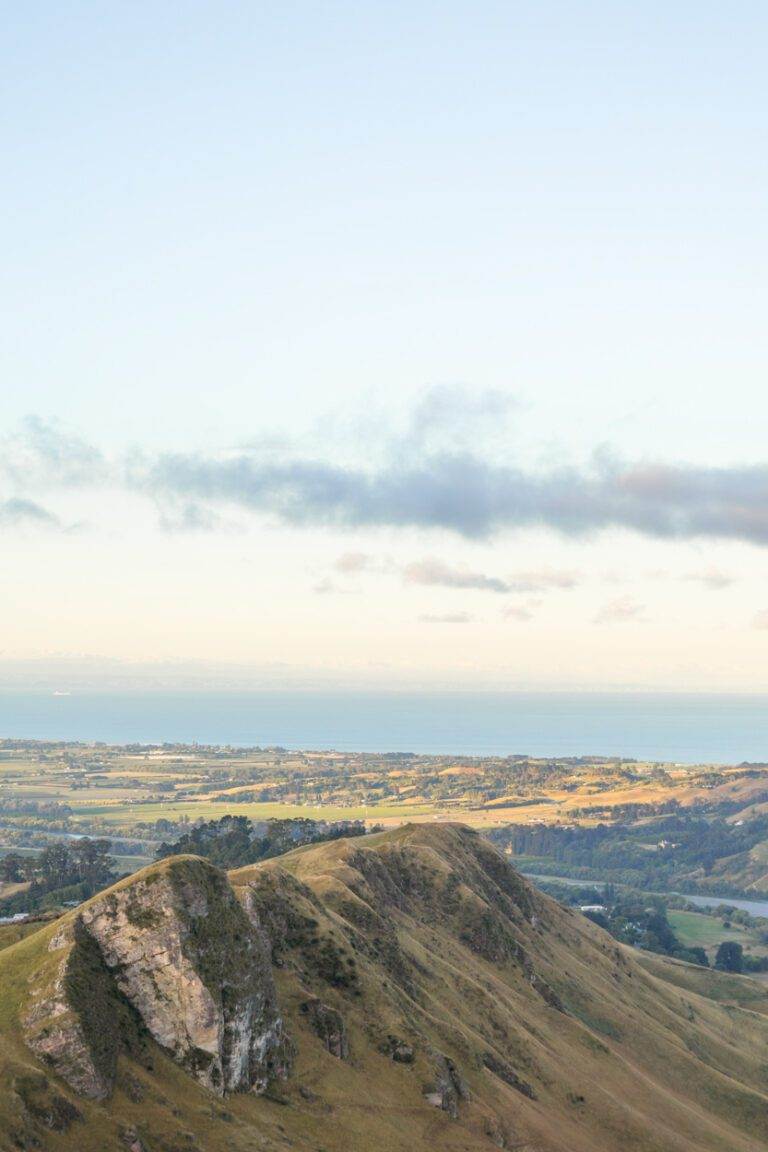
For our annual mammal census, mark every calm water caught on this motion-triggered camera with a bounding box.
[1,690,768,763]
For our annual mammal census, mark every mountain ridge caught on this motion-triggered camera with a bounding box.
[2,822,768,1151]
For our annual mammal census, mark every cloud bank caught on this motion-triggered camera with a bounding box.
[141,451,768,547]
[5,402,768,549]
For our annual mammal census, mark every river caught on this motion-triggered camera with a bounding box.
[521,872,768,919]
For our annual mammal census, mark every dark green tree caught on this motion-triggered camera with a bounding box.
[0,853,23,882]
[714,940,743,973]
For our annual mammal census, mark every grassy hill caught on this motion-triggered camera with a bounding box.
[2,824,768,1151]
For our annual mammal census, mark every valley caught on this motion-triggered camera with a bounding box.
[3,739,768,899]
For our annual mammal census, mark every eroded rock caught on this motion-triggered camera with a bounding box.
[79,858,290,1094]
[424,1051,469,1118]
[300,998,349,1059]
[23,858,291,1099]
[23,923,116,1100]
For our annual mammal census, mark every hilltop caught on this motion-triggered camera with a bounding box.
[2,824,768,1151]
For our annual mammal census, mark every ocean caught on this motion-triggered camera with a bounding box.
[1,690,768,763]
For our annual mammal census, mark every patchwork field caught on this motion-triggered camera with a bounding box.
[4,740,768,898]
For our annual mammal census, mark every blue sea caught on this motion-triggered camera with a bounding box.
[1,690,768,763]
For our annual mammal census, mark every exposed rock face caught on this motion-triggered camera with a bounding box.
[299,998,349,1059]
[23,858,291,1099]
[23,923,115,1101]
[22,980,108,1102]
[80,858,289,1094]
[424,1051,470,1119]
[389,1038,415,1064]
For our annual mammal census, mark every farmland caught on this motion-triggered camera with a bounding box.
[667,909,768,967]
[4,738,768,897]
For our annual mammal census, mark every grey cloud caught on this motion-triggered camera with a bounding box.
[403,558,510,594]
[10,409,768,550]
[2,416,106,488]
[142,449,768,547]
[418,612,474,624]
[0,498,60,528]
[683,569,734,591]
[594,597,645,624]
[406,384,516,449]
[157,502,224,533]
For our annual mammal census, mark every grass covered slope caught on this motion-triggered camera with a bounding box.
[2,824,768,1151]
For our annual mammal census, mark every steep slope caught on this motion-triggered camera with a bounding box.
[2,824,768,1152]
[683,837,768,893]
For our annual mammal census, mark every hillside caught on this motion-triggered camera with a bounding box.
[2,825,768,1151]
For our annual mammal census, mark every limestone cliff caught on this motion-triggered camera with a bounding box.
[23,856,290,1099]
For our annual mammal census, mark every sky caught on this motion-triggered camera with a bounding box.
[3,2,768,692]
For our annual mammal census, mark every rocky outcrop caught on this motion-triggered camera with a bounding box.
[12,1074,83,1135]
[23,921,116,1100]
[23,858,291,1099]
[481,1051,536,1099]
[424,1051,470,1118]
[299,998,349,1059]
[385,1035,415,1063]
[23,982,105,1100]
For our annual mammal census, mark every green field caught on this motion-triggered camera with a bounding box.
[111,853,154,871]
[71,799,437,824]
[667,909,764,960]
[0,920,48,952]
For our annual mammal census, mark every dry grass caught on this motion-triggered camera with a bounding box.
[3,825,768,1150]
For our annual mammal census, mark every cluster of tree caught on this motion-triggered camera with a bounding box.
[0,838,115,914]
[583,896,710,966]
[491,814,768,894]
[155,815,378,869]
[711,939,768,974]
[0,799,72,817]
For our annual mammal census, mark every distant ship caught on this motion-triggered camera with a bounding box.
[52,690,71,697]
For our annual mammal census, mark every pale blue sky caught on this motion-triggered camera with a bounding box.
[3,3,768,689]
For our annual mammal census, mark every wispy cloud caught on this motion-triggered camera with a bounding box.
[157,502,224,533]
[0,498,60,528]
[313,577,351,595]
[683,569,734,591]
[2,415,106,489]
[403,558,510,594]
[753,610,768,629]
[594,597,646,624]
[402,384,517,452]
[502,605,535,621]
[333,552,376,573]
[402,558,577,595]
[418,612,474,624]
[504,569,579,592]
